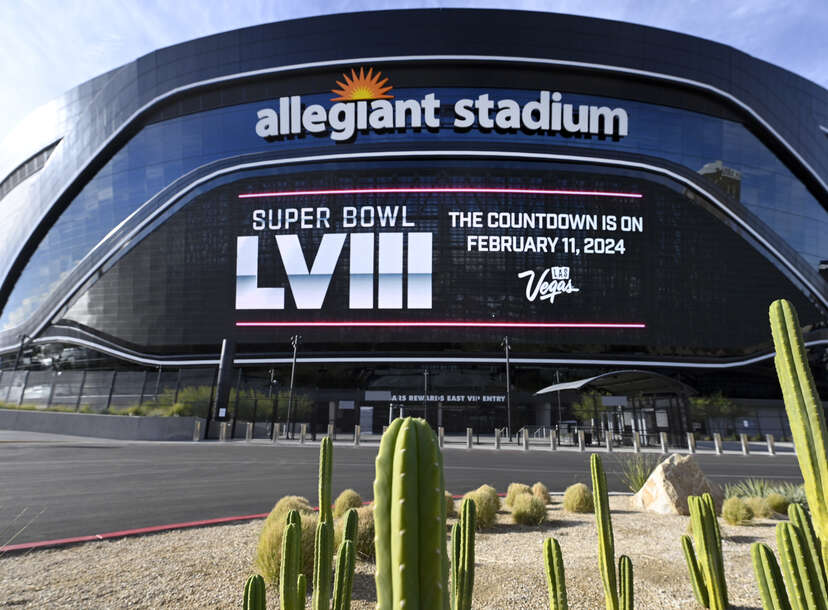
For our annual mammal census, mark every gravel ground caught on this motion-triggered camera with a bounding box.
[1,495,775,609]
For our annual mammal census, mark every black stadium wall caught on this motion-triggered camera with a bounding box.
[0,9,825,435]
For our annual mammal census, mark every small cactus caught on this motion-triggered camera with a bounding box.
[342,507,358,545]
[312,437,334,610]
[281,517,302,610]
[682,493,728,609]
[543,537,568,610]
[452,497,476,610]
[619,555,633,610]
[373,417,449,610]
[592,454,620,610]
[751,542,789,610]
[243,574,266,610]
[332,539,355,610]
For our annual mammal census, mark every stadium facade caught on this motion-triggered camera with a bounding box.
[0,9,826,438]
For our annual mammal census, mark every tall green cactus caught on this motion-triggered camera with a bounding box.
[788,503,828,602]
[776,520,828,610]
[312,436,334,610]
[332,539,356,610]
[243,574,266,610]
[769,299,828,557]
[682,493,728,609]
[752,542,790,610]
[543,537,568,610]
[592,453,633,610]
[281,515,302,610]
[618,555,634,610]
[373,417,450,610]
[452,497,476,610]
[342,507,358,545]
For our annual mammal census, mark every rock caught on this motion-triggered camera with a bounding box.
[630,454,722,515]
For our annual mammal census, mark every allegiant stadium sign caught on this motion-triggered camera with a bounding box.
[254,67,629,142]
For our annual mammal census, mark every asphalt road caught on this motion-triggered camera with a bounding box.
[0,438,804,545]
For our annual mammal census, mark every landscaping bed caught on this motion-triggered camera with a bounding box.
[1,494,775,609]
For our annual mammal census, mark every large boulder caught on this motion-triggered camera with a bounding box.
[630,454,722,515]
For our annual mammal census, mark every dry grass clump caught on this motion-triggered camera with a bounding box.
[743,496,773,519]
[511,493,546,525]
[263,495,312,528]
[445,491,457,518]
[333,489,363,518]
[531,482,549,504]
[766,492,789,515]
[464,485,500,529]
[562,483,594,513]
[721,497,753,525]
[255,510,319,583]
[506,483,532,507]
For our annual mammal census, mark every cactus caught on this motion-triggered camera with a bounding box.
[543,537,568,610]
[452,497,476,610]
[342,507,358,544]
[682,493,728,609]
[281,517,301,610]
[373,417,450,610]
[776,521,828,610]
[619,555,634,610]
[332,539,356,610]
[769,300,828,560]
[319,436,333,523]
[752,543,791,610]
[788,503,828,601]
[312,437,334,610]
[592,453,623,610]
[243,574,266,610]
[297,573,307,609]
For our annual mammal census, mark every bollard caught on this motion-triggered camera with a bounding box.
[327,423,335,440]
[382,425,388,434]
[740,433,750,455]
[522,428,529,451]
[272,422,280,443]
[466,427,473,449]
[766,433,776,455]
[687,432,696,454]
[193,420,202,442]
[713,432,723,455]
[300,423,307,445]
[245,421,253,441]
[438,426,445,448]
[220,422,229,442]
[605,435,613,452]
[495,428,501,449]
[659,432,668,454]
[550,433,557,451]
[632,431,640,453]
[577,430,585,452]
[354,424,360,446]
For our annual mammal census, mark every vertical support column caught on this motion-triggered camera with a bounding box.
[105,371,117,412]
[47,370,57,408]
[713,432,723,455]
[766,434,776,455]
[632,431,641,453]
[550,433,557,451]
[173,368,182,404]
[219,422,229,442]
[577,429,585,452]
[193,420,202,442]
[466,427,473,449]
[213,339,236,421]
[271,422,280,444]
[138,370,148,406]
[354,424,360,446]
[605,434,613,452]
[327,423,335,440]
[74,371,86,411]
[17,370,30,406]
[740,433,750,455]
[438,426,445,448]
[522,427,529,451]
[246,421,254,441]
[659,431,669,454]
[687,432,696,454]
[300,423,307,445]
[494,428,501,450]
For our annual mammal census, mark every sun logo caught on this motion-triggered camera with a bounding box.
[331,67,394,101]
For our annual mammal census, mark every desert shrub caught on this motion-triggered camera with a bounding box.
[618,453,661,493]
[562,483,594,513]
[724,479,807,511]
[333,489,363,518]
[531,482,549,504]
[263,495,312,529]
[505,483,532,507]
[335,504,375,561]
[721,497,753,525]
[445,491,457,518]
[463,485,499,529]
[255,510,319,584]
[511,493,546,525]
[744,496,773,519]
[766,492,789,515]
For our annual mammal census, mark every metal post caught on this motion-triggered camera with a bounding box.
[687,432,696,454]
[740,433,750,455]
[354,424,360,446]
[632,431,641,453]
[577,429,585,452]
[230,368,242,439]
[522,427,529,451]
[327,423,335,439]
[204,367,217,439]
[272,422,280,443]
[16,370,29,406]
[46,370,57,408]
[13,334,31,372]
[495,428,501,449]
[154,366,162,400]
[105,371,117,412]
[300,423,307,445]
[173,368,182,404]
[438,426,445,448]
[501,336,512,441]
[555,368,562,440]
[713,432,723,455]
[466,427,473,449]
[659,431,669,454]
[423,368,429,426]
[550,433,557,450]
[246,421,254,441]
[193,420,202,441]
[606,434,613,452]
[766,434,776,455]
[138,370,148,406]
[74,371,85,411]
[220,422,229,442]
[286,335,301,439]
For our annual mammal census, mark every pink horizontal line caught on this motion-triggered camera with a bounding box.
[238,187,642,199]
[236,321,646,329]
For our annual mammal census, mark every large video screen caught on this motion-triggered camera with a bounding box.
[62,159,823,356]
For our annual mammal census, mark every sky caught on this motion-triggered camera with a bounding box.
[0,0,826,145]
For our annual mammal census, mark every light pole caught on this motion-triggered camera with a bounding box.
[268,368,279,436]
[286,334,301,439]
[500,336,512,441]
[423,368,429,426]
[555,368,563,440]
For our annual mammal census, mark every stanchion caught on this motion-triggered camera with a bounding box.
[740,433,750,455]
[687,432,696,454]
[766,434,776,455]
[713,433,723,455]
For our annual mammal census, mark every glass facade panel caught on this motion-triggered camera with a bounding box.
[2,86,826,331]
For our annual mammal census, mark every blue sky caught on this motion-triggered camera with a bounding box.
[0,0,826,144]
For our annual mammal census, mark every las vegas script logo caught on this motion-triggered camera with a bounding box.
[517,266,580,304]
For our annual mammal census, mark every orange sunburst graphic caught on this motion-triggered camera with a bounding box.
[330,67,394,101]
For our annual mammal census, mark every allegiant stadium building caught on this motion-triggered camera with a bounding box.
[0,9,826,437]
